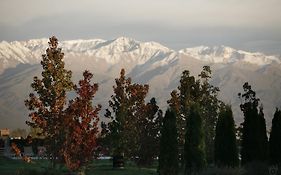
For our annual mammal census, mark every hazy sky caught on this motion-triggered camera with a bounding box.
[1,0,281,54]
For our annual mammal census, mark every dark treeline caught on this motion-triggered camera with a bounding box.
[23,37,281,174]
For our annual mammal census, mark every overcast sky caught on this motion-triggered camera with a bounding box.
[1,0,281,54]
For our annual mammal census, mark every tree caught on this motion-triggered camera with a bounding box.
[269,108,281,165]
[136,97,163,166]
[238,82,268,165]
[177,70,200,147]
[62,71,101,173]
[29,127,44,139]
[25,37,100,173]
[168,66,221,165]
[102,69,149,165]
[184,103,206,174]
[158,108,179,175]
[168,70,200,167]
[214,105,239,167]
[198,66,221,163]
[25,36,73,167]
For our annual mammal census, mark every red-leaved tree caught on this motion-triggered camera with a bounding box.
[25,37,101,173]
[25,36,73,167]
[63,70,101,172]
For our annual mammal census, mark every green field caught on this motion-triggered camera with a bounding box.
[0,156,158,175]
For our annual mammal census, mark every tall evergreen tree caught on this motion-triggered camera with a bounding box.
[269,108,281,165]
[214,105,239,167]
[102,69,131,160]
[239,82,268,165]
[168,66,221,165]
[137,98,163,166]
[198,66,221,163]
[168,70,200,167]
[178,70,200,149]
[184,103,206,174]
[159,109,179,175]
[25,36,73,167]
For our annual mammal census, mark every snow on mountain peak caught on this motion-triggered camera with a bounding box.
[60,37,172,64]
[0,37,280,74]
[0,40,38,67]
[179,45,280,65]
[97,37,170,54]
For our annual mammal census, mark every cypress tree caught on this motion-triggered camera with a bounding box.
[198,66,221,164]
[257,107,269,161]
[239,82,268,165]
[137,98,163,167]
[269,108,281,165]
[184,103,206,174]
[214,105,239,167]
[159,108,179,175]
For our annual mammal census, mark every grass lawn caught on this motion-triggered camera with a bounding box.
[0,155,158,175]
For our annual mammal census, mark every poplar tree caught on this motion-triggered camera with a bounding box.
[159,108,179,175]
[214,105,239,167]
[269,108,281,165]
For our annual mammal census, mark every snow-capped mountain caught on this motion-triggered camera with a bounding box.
[179,45,281,65]
[0,37,281,130]
[0,37,173,74]
[1,37,280,73]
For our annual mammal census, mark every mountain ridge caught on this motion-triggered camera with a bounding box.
[0,37,280,130]
[1,37,280,74]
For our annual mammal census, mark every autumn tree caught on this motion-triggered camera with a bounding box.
[62,71,101,173]
[269,108,281,165]
[25,37,100,173]
[239,82,268,165]
[25,36,73,167]
[29,127,44,139]
[158,108,179,175]
[214,105,239,167]
[136,97,163,166]
[184,103,206,174]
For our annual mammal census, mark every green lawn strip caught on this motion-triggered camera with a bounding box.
[0,156,40,174]
[0,156,158,175]
[88,160,157,175]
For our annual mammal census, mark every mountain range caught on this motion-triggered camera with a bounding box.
[0,37,281,130]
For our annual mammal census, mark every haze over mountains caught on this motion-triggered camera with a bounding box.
[0,37,281,130]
